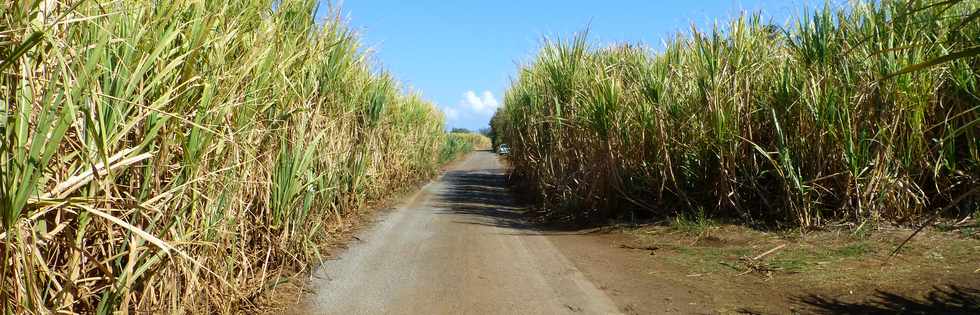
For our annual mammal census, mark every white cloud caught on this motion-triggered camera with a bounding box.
[442,106,460,120]
[441,90,500,128]
[462,90,499,115]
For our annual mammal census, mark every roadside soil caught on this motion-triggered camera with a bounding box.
[550,223,979,314]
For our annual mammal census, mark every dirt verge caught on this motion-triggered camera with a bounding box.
[548,222,980,314]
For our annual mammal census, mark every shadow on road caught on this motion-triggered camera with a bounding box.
[434,169,592,235]
[791,285,980,315]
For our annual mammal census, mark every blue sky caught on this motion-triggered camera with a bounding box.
[315,1,837,131]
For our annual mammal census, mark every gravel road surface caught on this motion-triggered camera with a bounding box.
[307,152,622,314]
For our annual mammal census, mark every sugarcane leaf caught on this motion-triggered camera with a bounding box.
[882,46,980,80]
[0,32,44,73]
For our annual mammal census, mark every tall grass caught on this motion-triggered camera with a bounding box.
[440,132,491,163]
[494,0,979,227]
[1,0,461,313]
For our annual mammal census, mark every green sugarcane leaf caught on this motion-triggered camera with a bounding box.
[883,46,980,80]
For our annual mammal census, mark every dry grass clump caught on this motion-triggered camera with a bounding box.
[494,0,978,227]
[440,133,491,163]
[1,0,463,313]
[456,132,493,151]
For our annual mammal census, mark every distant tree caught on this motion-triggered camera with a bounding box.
[450,127,472,134]
[478,127,496,150]
[488,109,506,149]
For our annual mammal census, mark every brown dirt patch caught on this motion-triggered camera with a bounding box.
[548,223,980,314]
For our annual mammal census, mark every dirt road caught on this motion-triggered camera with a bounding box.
[300,151,980,314]
[306,152,623,314]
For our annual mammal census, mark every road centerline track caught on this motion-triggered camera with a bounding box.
[307,152,622,314]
